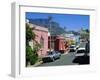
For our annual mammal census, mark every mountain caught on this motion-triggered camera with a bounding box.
[28,19,67,36]
[68,31,80,36]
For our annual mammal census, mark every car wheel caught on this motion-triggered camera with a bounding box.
[52,57,55,61]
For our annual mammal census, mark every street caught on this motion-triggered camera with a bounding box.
[38,52,78,67]
[38,42,87,67]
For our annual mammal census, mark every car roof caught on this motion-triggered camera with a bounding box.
[77,47,85,50]
[71,45,75,46]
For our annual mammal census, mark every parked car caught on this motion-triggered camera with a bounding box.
[73,55,89,64]
[42,51,61,62]
[53,51,61,59]
[75,47,86,57]
[73,47,89,64]
[69,45,76,52]
[76,44,80,50]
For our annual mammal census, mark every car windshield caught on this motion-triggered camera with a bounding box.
[77,50,85,53]
[70,46,75,48]
[48,52,53,55]
[54,51,59,53]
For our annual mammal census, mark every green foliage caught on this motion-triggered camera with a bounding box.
[26,45,38,65]
[30,54,38,65]
[80,29,89,40]
[26,23,41,66]
[26,45,33,61]
[26,23,35,43]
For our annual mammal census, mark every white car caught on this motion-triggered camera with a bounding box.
[76,44,80,50]
[75,48,86,57]
[69,45,76,52]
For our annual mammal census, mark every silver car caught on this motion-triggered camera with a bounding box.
[42,51,61,62]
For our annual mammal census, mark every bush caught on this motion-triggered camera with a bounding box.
[30,54,38,65]
[26,45,32,66]
[26,45,39,66]
[26,23,41,66]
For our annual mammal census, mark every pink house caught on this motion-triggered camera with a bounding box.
[29,23,49,57]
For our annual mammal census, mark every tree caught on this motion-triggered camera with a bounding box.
[80,29,89,40]
[26,23,41,66]
[26,23,35,45]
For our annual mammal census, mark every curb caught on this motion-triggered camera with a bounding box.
[33,61,43,67]
[62,50,70,55]
[27,61,43,67]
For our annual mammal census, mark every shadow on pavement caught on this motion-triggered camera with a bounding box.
[72,55,90,65]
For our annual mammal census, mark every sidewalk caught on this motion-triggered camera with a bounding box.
[62,49,70,55]
[27,60,43,67]
[33,60,43,67]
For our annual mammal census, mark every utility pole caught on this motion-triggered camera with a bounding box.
[48,16,52,51]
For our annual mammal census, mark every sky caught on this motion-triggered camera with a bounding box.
[26,12,89,31]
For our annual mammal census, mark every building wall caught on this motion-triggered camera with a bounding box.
[55,37,66,53]
[48,36,68,53]
[29,23,49,57]
[33,29,48,57]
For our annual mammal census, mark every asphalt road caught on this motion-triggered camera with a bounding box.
[38,52,78,67]
[37,42,87,67]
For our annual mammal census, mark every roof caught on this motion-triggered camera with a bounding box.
[56,36,65,39]
[29,23,48,32]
